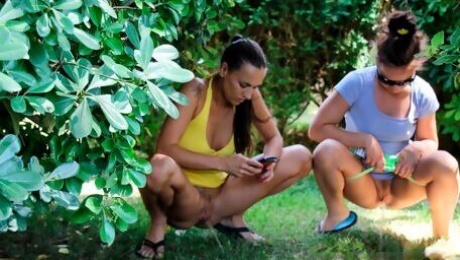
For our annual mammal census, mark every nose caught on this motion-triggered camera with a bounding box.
[243,88,254,100]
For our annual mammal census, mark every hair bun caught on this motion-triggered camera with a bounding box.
[388,11,416,39]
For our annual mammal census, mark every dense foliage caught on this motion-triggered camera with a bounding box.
[0,0,243,245]
[233,0,381,132]
[391,0,460,154]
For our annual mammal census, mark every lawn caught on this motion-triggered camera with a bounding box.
[1,175,459,259]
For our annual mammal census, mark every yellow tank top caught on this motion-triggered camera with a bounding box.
[178,78,235,188]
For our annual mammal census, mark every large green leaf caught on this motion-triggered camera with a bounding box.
[50,95,75,116]
[84,195,103,214]
[0,39,28,60]
[9,70,37,87]
[70,98,93,138]
[0,156,22,177]
[50,189,80,210]
[0,135,21,166]
[89,95,128,130]
[100,55,130,79]
[0,26,10,45]
[27,79,55,94]
[0,196,12,221]
[0,180,28,202]
[135,31,153,70]
[95,0,116,18]
[100,215,115,245]
[128,169,147,188]
[5,20,30,32]
[36,13,51,37]
[46,161,79,181]
[146,81,179,119]
[1,170,44,191]
[0,72,21,92]
[162,86,190,106]
[10,96,26,113]
[73,27,100,50]
[0,0,24,24]
[25,96,55,114]
[53,0,82,10]
[152,44,179,61]
[71,207,93,224]
[125,22,139,48]
[63,59,90,91]
[57,33,71,51]
[110,200,137,224]
[157,61,194,83]
[112,88,132,114]
[51,9,74,34]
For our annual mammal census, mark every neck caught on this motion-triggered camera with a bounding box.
[212,75,232,107]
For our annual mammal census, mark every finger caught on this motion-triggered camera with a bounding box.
[242,163,263,175]
[259,171,273,182]
[248,159,264,168]
[239,168,254,176]
[265,163,276,172]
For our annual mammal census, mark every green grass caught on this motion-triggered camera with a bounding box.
[1,176,459,259]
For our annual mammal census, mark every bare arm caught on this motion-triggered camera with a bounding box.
[251,89,283,159]
[308,91,385,171]
[156,79,227,171]
[308,91,372,148]
[395,113,439,177]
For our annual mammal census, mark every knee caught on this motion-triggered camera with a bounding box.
[425,151,459,179]
[312,139,347,167]
[313,139,346,160]
[286,144,312,179]
[147,153,179,191]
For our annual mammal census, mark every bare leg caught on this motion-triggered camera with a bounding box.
[312,139,381,231]
[210,145,312,237]
[137,154,208,258]
[388,150,459,238]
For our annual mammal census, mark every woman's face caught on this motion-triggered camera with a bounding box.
[221,62,267,105]
[377,63,417,94]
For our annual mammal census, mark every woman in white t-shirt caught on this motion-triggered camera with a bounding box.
[309,10,459,259]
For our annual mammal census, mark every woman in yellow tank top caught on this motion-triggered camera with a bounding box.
[137,36,312,258]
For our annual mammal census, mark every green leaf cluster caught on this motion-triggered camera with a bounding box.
[0,0,243,245]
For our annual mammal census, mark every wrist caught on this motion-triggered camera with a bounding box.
[215,156,228,171]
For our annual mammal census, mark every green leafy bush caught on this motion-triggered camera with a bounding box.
[391,0,460,154]
[0,0,243,245]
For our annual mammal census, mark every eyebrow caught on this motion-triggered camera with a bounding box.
[240,81,261,88]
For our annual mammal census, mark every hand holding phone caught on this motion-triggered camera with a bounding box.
[258,156,279,174]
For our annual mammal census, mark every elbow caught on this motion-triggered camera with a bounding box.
[308,123,322,142]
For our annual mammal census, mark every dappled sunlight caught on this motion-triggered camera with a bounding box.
[352,205,460,243]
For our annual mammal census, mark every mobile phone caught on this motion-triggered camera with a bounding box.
[258,156,279,173]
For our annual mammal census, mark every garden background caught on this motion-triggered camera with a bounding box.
[0,0,459,259]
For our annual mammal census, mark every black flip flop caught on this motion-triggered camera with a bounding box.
[136,239,165,259]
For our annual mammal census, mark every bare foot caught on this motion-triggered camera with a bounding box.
[218,215,265,241]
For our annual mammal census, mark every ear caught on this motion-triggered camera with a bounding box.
[219,62,228,77]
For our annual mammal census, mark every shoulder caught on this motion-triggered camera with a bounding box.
[180,77,206,99]
[412,76,438,101]
[336,66,375,89]
[411,76,440,117]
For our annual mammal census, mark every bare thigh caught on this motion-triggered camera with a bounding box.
[145,154,212,229]
[208,144,312,224]
[387,150,459,209]
[313,139,382,208]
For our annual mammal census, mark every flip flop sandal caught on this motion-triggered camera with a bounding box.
[214,223,265,241]
[136,239,165,259]
[317,211,358,234]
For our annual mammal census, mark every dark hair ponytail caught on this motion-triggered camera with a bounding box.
[220,36,267,154]
[377,11,427,66]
